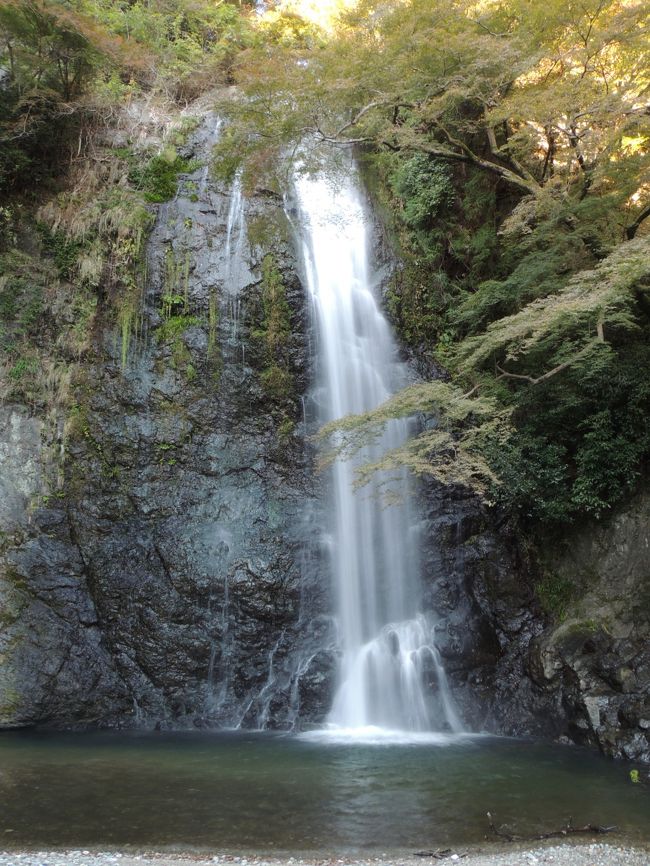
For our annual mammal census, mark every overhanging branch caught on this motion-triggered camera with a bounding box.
[495,338,602,386]
[309,98,542,194]
[626,202,650,240]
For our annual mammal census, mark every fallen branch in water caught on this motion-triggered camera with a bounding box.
[413,850,468,859]
[486,812,618,842]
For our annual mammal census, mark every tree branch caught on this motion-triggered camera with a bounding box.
[626,202,650,240]
[472,17,510,38]
[413,141,541,194]
[462,383,482,399]
[333,100,389,139]
[304,96,542,194]
[496,340,601,386]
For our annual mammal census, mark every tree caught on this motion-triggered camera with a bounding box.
[221,0,650,523]
[221,0,648,202]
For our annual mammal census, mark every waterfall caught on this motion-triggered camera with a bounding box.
[294,168,463,736]
[224,169,246,289]
[223,169,247,352]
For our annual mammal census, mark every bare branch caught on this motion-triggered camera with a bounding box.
[626,202,650,240]
[333,100,388,139]
[462,383,482,399]
[495,339,601,386]
[471,17,511,38]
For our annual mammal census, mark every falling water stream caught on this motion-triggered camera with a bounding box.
[294,167,462,736]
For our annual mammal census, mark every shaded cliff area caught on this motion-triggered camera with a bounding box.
[0,108,335,730]
[420,480,650,762]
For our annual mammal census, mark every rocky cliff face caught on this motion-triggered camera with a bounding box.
[0,113,336,730]
[420,482,543,734]
[419,479,650,762]
[528,494,650,761]
[0,112,648,762]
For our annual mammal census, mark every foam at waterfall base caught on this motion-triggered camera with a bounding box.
[299,725,473,746]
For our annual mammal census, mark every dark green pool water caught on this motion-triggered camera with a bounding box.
[0,730,648,853]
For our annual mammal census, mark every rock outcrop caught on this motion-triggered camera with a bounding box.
[528,493,650,761]
[420,479,650,761]
[0,113,336,730]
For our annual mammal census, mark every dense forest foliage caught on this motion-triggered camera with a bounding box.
[0,0,254,193]
[0,0,256,409]
[218,0,650,527]
[1,0,649,530]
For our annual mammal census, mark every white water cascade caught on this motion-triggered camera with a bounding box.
[295,169,463,737]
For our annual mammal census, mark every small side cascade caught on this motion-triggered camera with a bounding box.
[224,170,246,282]
[206,572,232,717]
[294,164,464,737]
[197,117,223,198]
[224,170,247,350]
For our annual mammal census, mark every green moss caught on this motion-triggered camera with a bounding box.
[206,286,223,381]
[163,248,191,315]
[171,339,192,371]
[157,315,200,344]
[130,147,201,203]
[208,287,219,356]
[259,255,291,352]
[0,687,22,719]
[0,286,16,320]
[536,571,575,620]
[66,409,121,482]
[67,293,95,349]
[247,212,290,249]
[65,402,89,442]
[167,117,201,149]
[9,357,38,381]
[0,573,29,631]
[38,223,84,279]
[0,251,48,339]
[155,441,182,464]
[277,416,295,441]
[105,199,152,371]
[252,254,294,404]
[565,618,601,636]
[260,364,293,399]
[156,309,201,381]
[4,567,28,593]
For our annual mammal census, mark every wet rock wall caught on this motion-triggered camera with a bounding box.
[0,115,336,730]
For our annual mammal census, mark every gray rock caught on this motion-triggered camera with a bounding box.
[0,113,331,731]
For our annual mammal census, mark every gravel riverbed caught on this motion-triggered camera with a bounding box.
[1,844,649,866]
